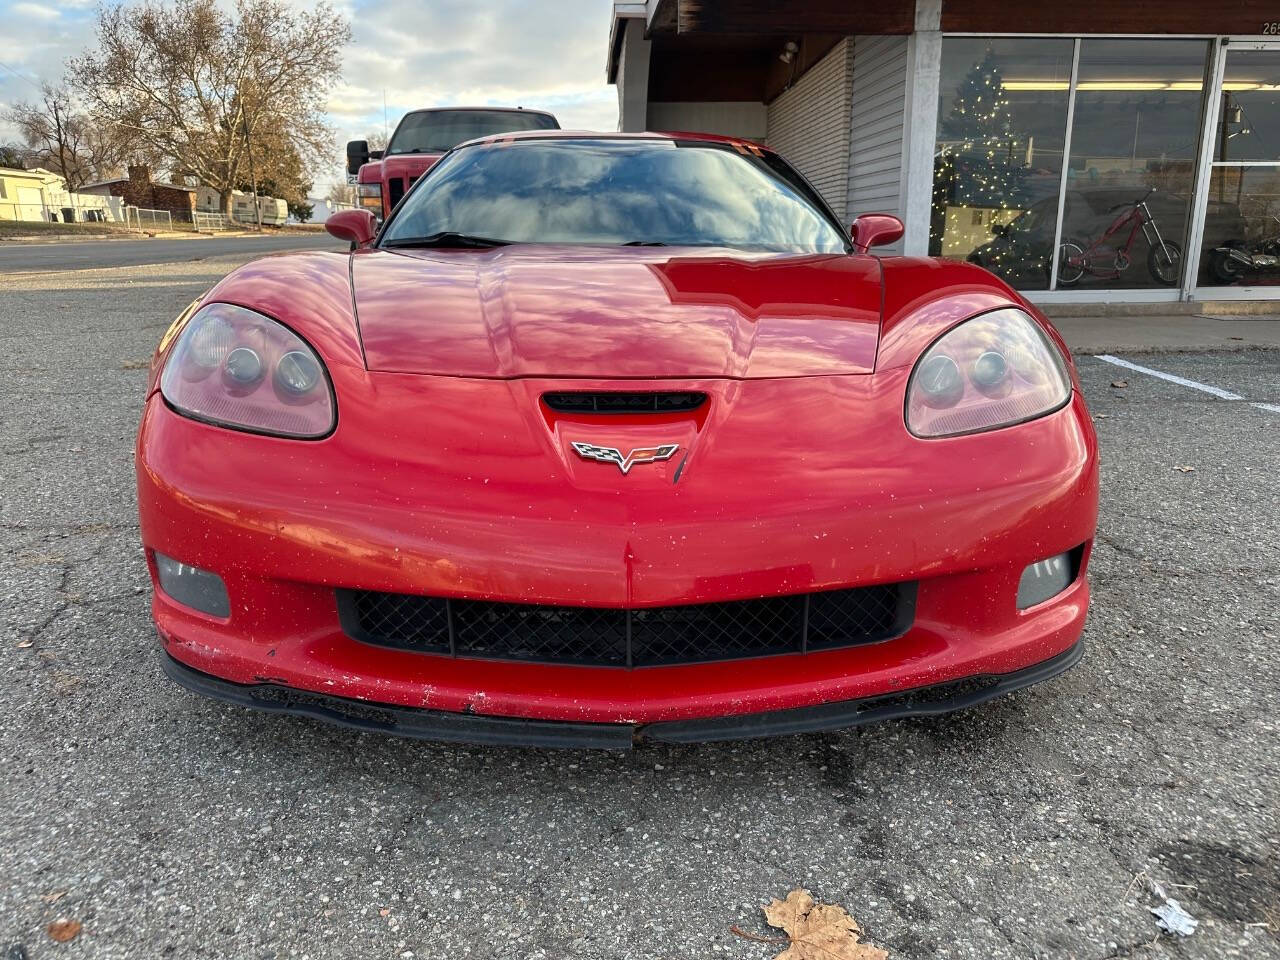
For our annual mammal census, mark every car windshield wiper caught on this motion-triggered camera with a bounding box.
[382,232,513,249]
[620,240,668,246]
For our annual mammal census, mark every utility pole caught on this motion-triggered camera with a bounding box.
[242,116,263,231]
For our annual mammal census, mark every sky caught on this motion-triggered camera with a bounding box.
[0,0,621,195]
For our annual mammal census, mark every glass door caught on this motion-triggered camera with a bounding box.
[1194,43,1280,292]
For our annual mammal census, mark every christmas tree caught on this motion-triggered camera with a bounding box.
[931,51,1027,252]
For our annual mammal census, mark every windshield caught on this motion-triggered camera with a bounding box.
[380,138,849,253]
[386,110,558,155]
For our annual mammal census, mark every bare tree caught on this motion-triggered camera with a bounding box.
[326,182,355,207]
[3,83,123,190]
[0,144,28,169]
[71,0,349,216]
[366,130,388,152]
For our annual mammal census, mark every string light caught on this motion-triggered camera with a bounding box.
[932,51,1026,258]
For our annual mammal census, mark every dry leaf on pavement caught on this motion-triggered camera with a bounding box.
[46,919,82,942]
[1174,466,1195,473]
[742,889,888,960]
[1111,380,1128,388]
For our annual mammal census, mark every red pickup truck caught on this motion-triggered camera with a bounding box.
[346,107,560,220]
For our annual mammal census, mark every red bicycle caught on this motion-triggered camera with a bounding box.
[1056,188,1182,286]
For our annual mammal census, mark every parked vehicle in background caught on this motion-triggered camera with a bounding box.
[1210,216,1280,285]
[967,189,1247,290]
[195,187,289,227]
[347,107,559,221]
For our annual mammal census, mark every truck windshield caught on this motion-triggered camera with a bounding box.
[386,110,558,155]
[380,138,849,254]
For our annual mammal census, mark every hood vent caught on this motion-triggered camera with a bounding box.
[542,391,707,414]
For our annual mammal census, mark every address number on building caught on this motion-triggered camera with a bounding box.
[1264,21,1280,35]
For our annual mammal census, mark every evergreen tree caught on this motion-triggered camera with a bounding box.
[934,51,1026,225]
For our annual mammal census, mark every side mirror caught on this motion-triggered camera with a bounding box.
[346,140,370,177]
[850,214,905,254]
[325,209,377,248]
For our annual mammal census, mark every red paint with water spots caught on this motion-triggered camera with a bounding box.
[136,134,1097,732]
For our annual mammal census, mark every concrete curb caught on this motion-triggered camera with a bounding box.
[1053,313,1280,355]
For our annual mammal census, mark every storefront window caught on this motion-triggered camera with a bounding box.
[1056,39,1210,290]
[931,39,1074,290]
[1197,46,1280,289]
[933,37,1215,293]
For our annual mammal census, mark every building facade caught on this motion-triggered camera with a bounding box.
[608,0,1280,305]
[80,166,197,223]
[0,167,123,223]
[0,167,63,221]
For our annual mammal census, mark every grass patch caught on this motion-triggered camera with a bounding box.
[0,219,140,239]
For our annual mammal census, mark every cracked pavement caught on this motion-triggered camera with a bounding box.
[1,249,1278,959]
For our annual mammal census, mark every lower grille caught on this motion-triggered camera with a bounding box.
[337,583,916,668]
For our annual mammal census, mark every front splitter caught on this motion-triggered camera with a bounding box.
[160,641,1084,749]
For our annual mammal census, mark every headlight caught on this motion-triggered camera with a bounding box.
[160,303,335,438]
[906,308,1070,438]
[357,182,384,219]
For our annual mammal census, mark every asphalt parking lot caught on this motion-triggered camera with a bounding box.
[0,232,340,271]
[1,247,1277,960]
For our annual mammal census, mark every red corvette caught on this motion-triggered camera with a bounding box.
[136,131,1098,748]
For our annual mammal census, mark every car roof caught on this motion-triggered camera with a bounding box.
[456,129,774,151]
[399,106,557,117]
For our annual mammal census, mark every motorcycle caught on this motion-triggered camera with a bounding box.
[1210,216,1280,284]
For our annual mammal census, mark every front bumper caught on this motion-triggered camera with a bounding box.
[138,370,1097,729]
[161,639,1084,749]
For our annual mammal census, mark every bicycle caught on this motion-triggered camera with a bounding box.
[1056,188,1182,287]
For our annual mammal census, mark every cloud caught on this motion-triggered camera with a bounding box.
[0,0,621,194]
[11,2,60,19]
[0,0,98,140]
[322,0,621,187]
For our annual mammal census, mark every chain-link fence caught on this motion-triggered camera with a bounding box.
[0,201,47,221]
[0,195,125,224]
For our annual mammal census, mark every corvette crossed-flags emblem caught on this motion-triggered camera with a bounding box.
[570,442,680,475]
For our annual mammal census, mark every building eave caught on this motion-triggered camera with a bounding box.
[607,1,655,82]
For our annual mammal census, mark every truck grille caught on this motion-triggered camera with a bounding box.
[387,177,405,209]
[336,583,916,668]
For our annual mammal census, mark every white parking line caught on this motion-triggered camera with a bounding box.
[1093,354,1278,416]
[1093,355,1244,400]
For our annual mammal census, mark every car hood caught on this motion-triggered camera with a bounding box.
[351,246,883,378]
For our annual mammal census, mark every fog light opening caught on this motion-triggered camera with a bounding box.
[1017,548,1081,610]
[154,552,231,618]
